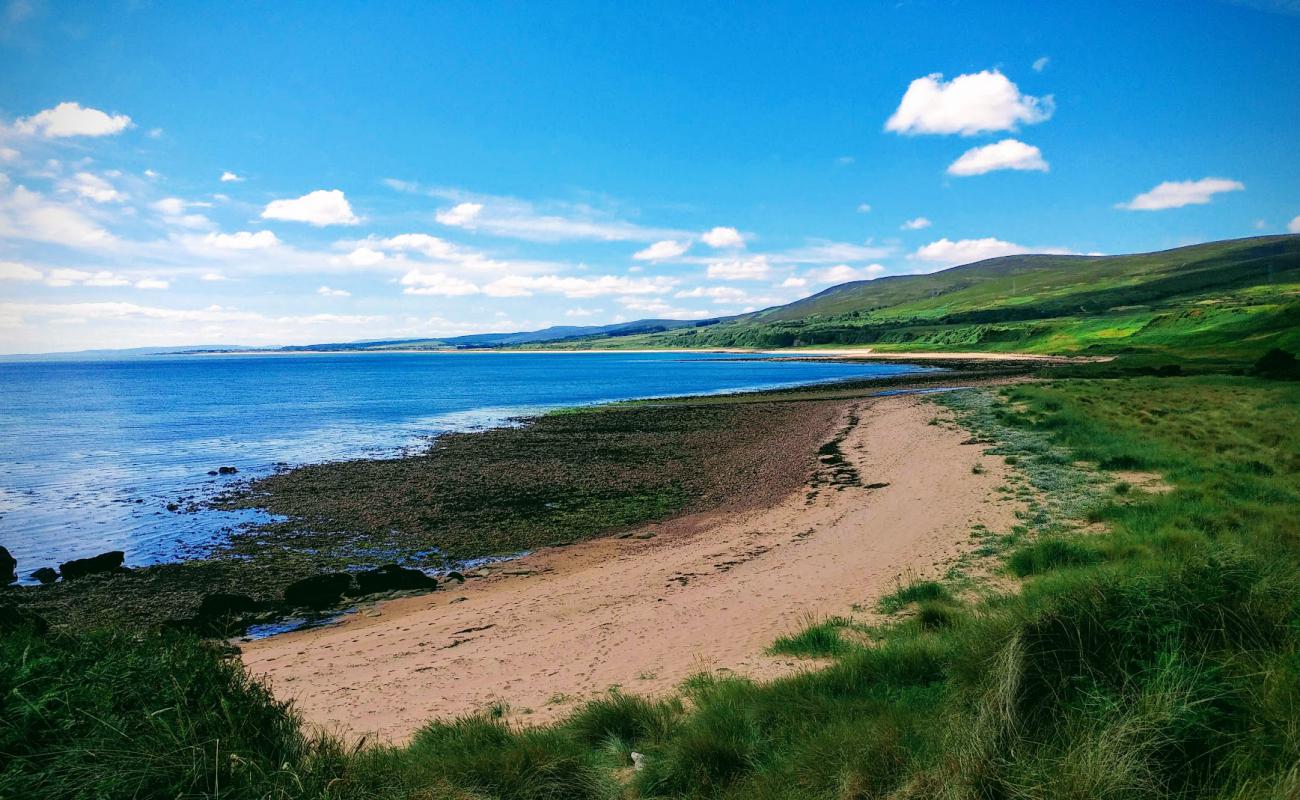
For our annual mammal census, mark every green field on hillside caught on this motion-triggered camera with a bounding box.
[547,235,1300,360]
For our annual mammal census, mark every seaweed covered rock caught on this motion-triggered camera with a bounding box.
[58,551,125,581]
[197,592,266,619]
[355,564,438,595]
[283,573,353,609]
[31,567,59,585]
[0,546,15,584]
[1251,348,1300,380]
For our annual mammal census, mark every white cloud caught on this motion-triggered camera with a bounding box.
[0,185,115,246]
[435,202,484,227]
[810,263,886,283]
[565,307,601,318]
[377,233,458,259]
[152,197,188,216]
[885,70,1053,136]
[634,239,690,261]
[135,278,169,290]
[706,256,771,280]
[1289,215,1300,234]
[45,268,131,288]
[200,272,229,282]
[0,260,41,281]
[12,102,132,138]
[1032,56,1050,72]
[62,171,127,202]
[701,226,745,248]
[856,203,872,214]
[674,285,751,303]
[616,299,714,319]
[910,237,1075,268]
[780,276,808,289]
[220,171,245,183]
[399,271,482,296]
[1,147,19,161]
[1117,178,1245,211]
[317,285,351,297]
[201,230,280,250]
[901,217,932,231]
[482,274,676,298]
[345,246,385,266]
[261,189,358,226]
[947,139,1049,176]
[769,241,893,264]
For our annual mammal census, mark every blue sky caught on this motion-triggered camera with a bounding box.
[0,0,1298,353]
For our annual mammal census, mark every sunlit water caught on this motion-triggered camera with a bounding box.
[0,351,929,579]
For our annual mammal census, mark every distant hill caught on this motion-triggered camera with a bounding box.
[556,235,1300,358]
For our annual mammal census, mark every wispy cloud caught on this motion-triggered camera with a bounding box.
[1116,177,1245,211]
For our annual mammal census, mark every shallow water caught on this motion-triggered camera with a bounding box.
[0,351,928,578]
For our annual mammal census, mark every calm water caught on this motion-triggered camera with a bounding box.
[0,351,927,578]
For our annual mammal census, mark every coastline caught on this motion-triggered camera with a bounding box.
[240,390,1025,742]
[1,360,1034,633]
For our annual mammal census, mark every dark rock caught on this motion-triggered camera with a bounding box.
[445,570,466,583]
[207,470,218,476]
[58,551,125,580]
[217,466,239,475]
[283,573,353,609]
[0,546,14,584]
[355,564,437,595]
[166,503,180,512]
[197,592,266,619]
[864,482,891,489]
[31,567,58,585]
[0,604,49,635]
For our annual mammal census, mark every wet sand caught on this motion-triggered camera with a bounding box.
[240,393,1021,744]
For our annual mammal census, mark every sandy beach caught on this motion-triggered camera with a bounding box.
[240,393,1021,744]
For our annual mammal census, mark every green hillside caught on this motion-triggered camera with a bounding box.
[579,235,1300,358]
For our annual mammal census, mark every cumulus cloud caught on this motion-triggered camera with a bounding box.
[701,226,745,248]
[219,171,245,183]
[674,285,751,303]
[400,272,481,296]
[1116,178,1245,211]
[885,70,1053,136]
[1289,215,1300,234]
[810,264,886,283]
[317,285,351,297]
[135,278,169,290]
[12,102,132,138]
[565,307,601,318]
[856,203,872,214]
[780,276,808,289]
[377,233,458,259]
[0,260,41,281]
[901,217,932,230]
[62,172,127,203]
[0,147,18,161]
[200,272,229,282]
[201,230,280,250]
[634,239,690,261]
[0,185,115,246]
[436,202,484,227]
[910,237,1076,268]
[261,189,358,226]
[344,246,385,266]
[947,139,1049,176]
[706,256,771,280]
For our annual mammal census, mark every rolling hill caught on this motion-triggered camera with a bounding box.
[555,234,1300,358]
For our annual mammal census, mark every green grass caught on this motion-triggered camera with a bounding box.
[6,374,1300,798]
[767,615,858,657]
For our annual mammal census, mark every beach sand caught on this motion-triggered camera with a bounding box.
[239,393,1021,744]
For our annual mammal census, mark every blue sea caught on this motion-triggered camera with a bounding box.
[0,351,927,579]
